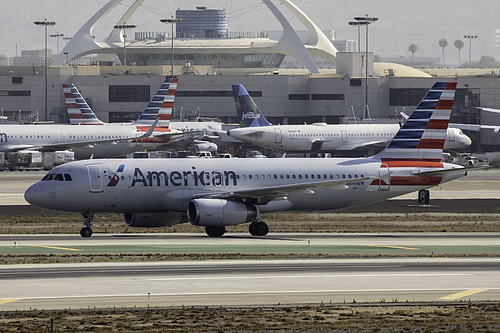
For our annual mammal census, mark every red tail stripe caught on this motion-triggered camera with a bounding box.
[435,99,453,109]
[417,139,446,149]
[444,82,457,90]
[64,93,75,98]
[68,114,84,119]
[426,119,449,130]
[66,103,79,109]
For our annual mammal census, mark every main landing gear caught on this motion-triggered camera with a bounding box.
[80,213,94,238]
[204,221,270,237]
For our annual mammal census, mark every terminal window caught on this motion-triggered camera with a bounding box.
[390,88,427,106]
[109,85,150,103]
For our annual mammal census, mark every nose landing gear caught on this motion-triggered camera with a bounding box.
[80,212,94,237]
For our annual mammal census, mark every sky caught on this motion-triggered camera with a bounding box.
[1,0,499,65]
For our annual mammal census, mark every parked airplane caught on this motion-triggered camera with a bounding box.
[0,78,185,159]
[227,84,471,153]
[64,81,224,151]
[25,82,467,238]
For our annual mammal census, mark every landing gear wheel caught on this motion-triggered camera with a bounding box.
[249,221,269,236]
[205,226,226,237]
[80,227,93,238]
[80,212,94,237]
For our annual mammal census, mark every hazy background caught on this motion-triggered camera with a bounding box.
[1,0,499,65]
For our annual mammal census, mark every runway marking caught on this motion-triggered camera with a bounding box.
[0,299,21,305]
[26,245,82,251]
[365,245,420,250]
[439,289,488,300]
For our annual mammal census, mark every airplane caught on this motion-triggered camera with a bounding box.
[25,82,468,238]
[64,82,225,152]
[0,78,186,159]
[227,84,472,153]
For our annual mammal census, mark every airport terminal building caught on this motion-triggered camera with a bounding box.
[1,0,500,153]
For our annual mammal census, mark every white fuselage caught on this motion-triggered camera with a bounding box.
[25,157,466,214]
[227,124,471,152]
[0,123,172,159]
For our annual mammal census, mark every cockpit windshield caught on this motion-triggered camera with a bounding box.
[42,173,72,181]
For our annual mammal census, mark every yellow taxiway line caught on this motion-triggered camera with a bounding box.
[365,245,420,251]
[26,245,82,251]
[0,299,21,305]
[439,289,488,300]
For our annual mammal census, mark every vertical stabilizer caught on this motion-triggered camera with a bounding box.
[375,82,457,162]
[63,84,103,125]
[134,77,178,129]
[232,84,272,128]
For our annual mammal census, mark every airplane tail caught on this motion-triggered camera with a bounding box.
[375,82,457,162]
[232,84,272,127]
[134,77,178,129]
[63,84,104,125]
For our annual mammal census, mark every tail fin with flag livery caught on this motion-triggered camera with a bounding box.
[63,83,103,125]
[134,77,177,130]
[375,82,457,163]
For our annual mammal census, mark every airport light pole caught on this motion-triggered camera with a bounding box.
[348,21,367,52]
[34,19,55,121]
[353,15,378,108]
[114,24,137,66]
[49,33,64,55]
[463,34,478,67]
[160,17,183,77]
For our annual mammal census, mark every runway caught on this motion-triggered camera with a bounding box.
[0,233,499,311]
[0,258,499,311]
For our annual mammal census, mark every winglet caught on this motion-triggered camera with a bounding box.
[375,82,457,162]
[62,84,103,125]
[232,84,272,128]
[136,117,159,139]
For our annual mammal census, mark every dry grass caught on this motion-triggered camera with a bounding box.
[1,303,499,332]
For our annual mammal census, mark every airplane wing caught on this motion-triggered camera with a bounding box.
[449,123,500,133]
[336,140,388,150]
[196,176,376,204]
[9,118,160,153]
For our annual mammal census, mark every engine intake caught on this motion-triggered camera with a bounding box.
[188,199,257,227]
[123,212,187,228]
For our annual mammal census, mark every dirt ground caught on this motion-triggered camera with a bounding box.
[1,303,499,332]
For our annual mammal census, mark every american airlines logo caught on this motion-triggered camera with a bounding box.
[107,164,125,187]
[0,133,8,142]
[131,167,238,187]
[241,111,261,120]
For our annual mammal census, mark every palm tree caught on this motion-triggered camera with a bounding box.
[408,44,418,64]
[454,39,464,65]
[438,39,448,66]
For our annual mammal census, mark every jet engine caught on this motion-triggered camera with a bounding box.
[123,212,188,228]
[188,199,257,227]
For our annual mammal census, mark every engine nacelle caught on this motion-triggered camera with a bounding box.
[123,212,188,228]
[188,199,257,227]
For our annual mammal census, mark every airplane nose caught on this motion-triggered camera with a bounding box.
[24,183,43,208]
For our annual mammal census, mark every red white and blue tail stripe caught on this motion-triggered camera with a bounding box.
[134,77,177,129]
[63,84,103,125]
[376,82,457,162]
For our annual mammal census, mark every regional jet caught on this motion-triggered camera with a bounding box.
[227,84,471,153]
[0,78,186,159]
[25,82,467,238]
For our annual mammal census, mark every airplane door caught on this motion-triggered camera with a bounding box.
[378,163,391,191]
[87,165,103,193]
[57,131,66,143]
[341,130,348,142]
[274,128,282,144]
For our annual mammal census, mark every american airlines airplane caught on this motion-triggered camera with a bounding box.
[0,78,185,159]
[64,82,224,151]
[25,82,467,238]
[227,84,472,153]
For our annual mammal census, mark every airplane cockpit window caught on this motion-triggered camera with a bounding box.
[41,173,73,181]
[42,174,54,181]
